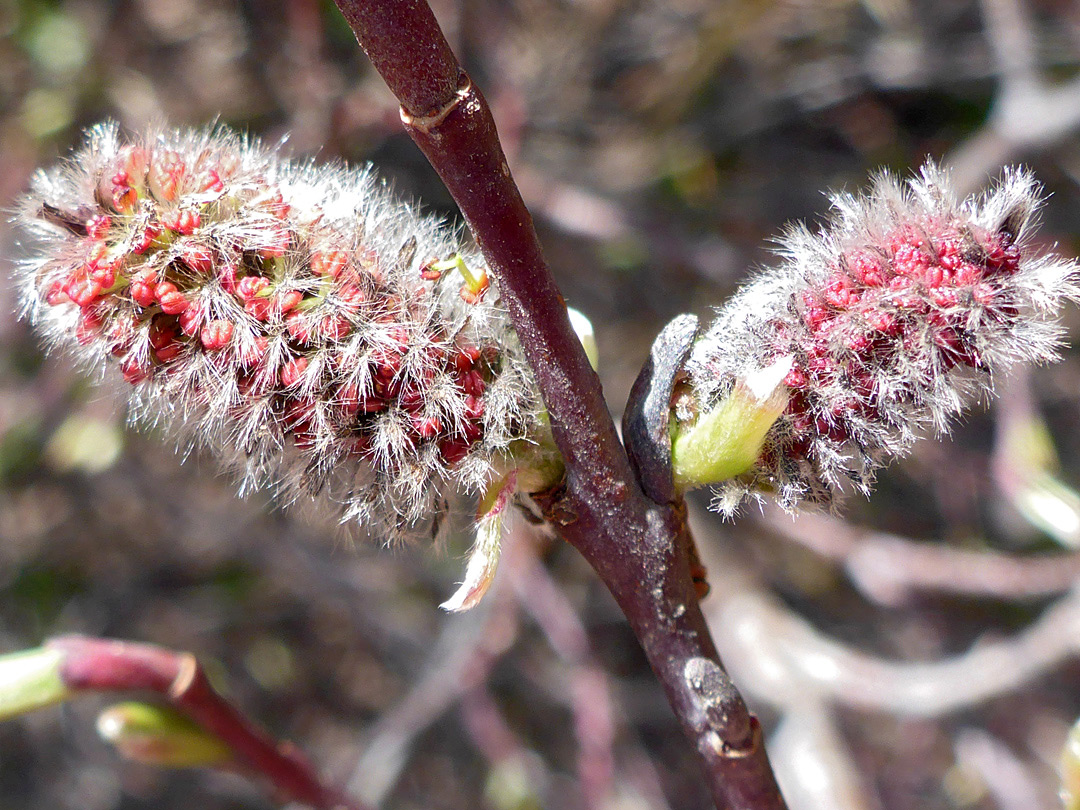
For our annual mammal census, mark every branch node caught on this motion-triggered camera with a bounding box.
[685,656,752,745]
[401,75,472,133]
[534,483,578,526]
[705,719,764,760]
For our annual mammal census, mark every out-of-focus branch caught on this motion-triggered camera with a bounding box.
[760,509,1080,605]
[992,368,1080,550]
[40,636,366,810]
[768,708,873,810]
[694,509,1080,808]
[947,0,1080,193]
[509,537,615,808]
[710,586,1080,717]
[347,589,517,806]
[955,727,1058,810]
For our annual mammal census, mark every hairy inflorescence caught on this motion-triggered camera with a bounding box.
[683,163,1079,515]
[14,123,549,542]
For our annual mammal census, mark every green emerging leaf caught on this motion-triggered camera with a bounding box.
[96,702,234,768]
[0,646,72,721]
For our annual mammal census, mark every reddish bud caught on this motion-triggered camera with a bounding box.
[121,357,150,384]
[45,282,70,306]
[161,209,200,235]
[461,419,483,443]
[320,315,351,341]
[217,263,239,294]
[151,150,185,201]
[149,318,182,362]
[280,357,309,387]
[420,259,442,280]
[200,169,224,193]
[460,286,486,305]
[65,276,103,308]
[337,285,365,312]
[464,395,485,420]
[237,276,270,301]
[311,249,348,279]
[286,311,313,344]
[459,369,486,397]
[263,190,290,219]
[155,282,190,315]
[848,251,885,286]
[439,437,471,465]
[181,244,214,275]
[154,341,183,362]
[200,319,234,351]
[90,264,117,289]
[455,344,481,371]
[86,241,109,268]
[238,336,270,367]
[132,222,164,254]
[412,415,442,440]
[130,269,158,308]
[178,305,204,336]
[260,226,291,257]
[824,275,859,308]
[245,298,272,321]
[148,318,177,350]
[343,386,387,415]
[122,146,149,183]
[278,290,303,314]
[76,308,104,344]
[113,187,137,213]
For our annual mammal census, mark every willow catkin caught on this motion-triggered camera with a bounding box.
[682,163,1079,515]
[14,123,550,544]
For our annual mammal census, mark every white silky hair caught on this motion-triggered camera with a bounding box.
[14,123,545,544]
[686,162,1080,516]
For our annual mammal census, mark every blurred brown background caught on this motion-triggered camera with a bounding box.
[3,0,1080,808]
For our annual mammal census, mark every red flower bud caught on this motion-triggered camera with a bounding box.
[280,356,308,387]
[200,319,234,351]
[155,282,190,315]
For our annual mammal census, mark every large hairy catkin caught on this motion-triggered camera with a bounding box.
[681,163,1079,515]
[14,123,552,544]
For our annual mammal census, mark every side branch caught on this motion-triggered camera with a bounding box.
[46,636,364,810]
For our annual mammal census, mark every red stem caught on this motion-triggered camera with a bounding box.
[330,2,787,807]
[48,636,365,810]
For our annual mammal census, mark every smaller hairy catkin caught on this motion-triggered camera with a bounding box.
[14,123,553,545]
[681,163,1080,515]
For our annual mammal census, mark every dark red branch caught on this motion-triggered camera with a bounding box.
[334,0,460,116]
[47,636,365,810]
[533,492,783,809]
[331,2,787,808]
